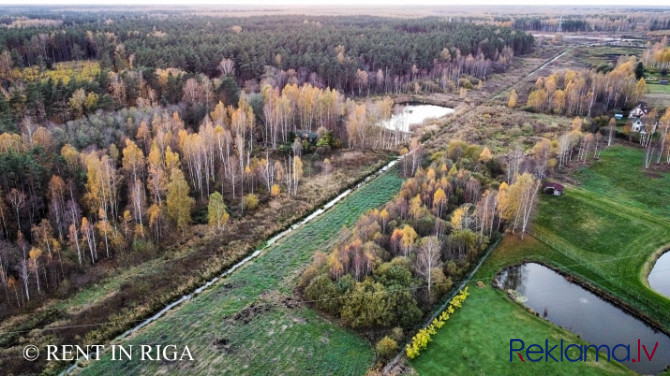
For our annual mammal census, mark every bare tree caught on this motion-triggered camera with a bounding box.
[415,236,442,297]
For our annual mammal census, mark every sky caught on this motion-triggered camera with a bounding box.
[2,0,670,6]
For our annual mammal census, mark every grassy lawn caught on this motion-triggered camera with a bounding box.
[411,280,632,376]
[75,168,404,376]
[411,145,670,375]
[647,83,670,95]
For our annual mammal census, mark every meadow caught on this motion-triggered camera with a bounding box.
[411,145,670,375]
[74,167,404,376]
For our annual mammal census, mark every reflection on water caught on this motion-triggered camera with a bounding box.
[380,104,453,132]
[649,252,670,299]
[497,263,670,374]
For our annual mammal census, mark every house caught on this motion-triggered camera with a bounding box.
[543,183,564,196]
[660,80,669,85]
[634,119,658,134]
[628,102,649,119]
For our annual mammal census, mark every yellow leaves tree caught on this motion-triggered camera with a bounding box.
[69,88,87,117]
[0,132,22,154]
[166,168,194,233]
[410,194,423,219]
[635,78,647,103]
[526,88,548,110]
[60,144,80,173]
[504,173,541,237]
[147,142,167,206]
[28,247,42,294]
[507,89,517,108]
[207,192,229,231]
[400,225,418,257]
[479,147,492,163]
[380,208,389,233]
[292,156,303,196]
[147,203,163,241]
[433,188,447,218]
[571,116,583,132]
[450,205,467,230]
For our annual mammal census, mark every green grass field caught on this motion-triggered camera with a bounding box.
[411,145,670,376]
[411,280,633,376]
[75,168,404,376]
[647,83,670,95]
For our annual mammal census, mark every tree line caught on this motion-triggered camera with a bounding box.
[0,13,534,99]
[522,56,646,117]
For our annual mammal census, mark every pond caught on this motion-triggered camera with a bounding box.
[649,251,670,299]
[496,263,670,375]
[380,104,453,132]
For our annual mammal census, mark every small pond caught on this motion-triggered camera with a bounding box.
[496,263,670,374]
[649,251,670,299]
[380,104,453,132]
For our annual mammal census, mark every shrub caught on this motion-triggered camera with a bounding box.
[390,327,404,343]
[406,287,469,360]
[376,336,399,361]
[270,184,281,197]
[243,193,259,210]
[305,274,341,314]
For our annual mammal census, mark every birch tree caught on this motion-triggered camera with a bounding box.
[415,236,442,297]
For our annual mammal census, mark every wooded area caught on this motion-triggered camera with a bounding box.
[0,12,534,327]
[300,140,541,337]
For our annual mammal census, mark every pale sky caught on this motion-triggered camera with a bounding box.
[2,0,670,6]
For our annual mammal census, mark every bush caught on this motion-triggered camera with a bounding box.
[243,193,259,210]
[270,184,281,197]
[305,274,341,314]
[375,336,399,361]
[406,287,469,360]
[390,327,404,343]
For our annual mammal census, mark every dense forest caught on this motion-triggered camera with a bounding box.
[0,13,534,100]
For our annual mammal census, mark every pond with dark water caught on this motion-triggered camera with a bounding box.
[496,263,670,374]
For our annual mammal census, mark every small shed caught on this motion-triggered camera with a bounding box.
[614,113,624,120]
[543,183,564,196]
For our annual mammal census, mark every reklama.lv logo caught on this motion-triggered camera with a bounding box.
[510,339,659,363]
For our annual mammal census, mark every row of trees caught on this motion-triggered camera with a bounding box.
[523,56,646,117]
[299,140,541,329]
[502,13,670,32]
[643,36,670,71]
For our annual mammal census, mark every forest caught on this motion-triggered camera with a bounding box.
[0,12,534,325]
